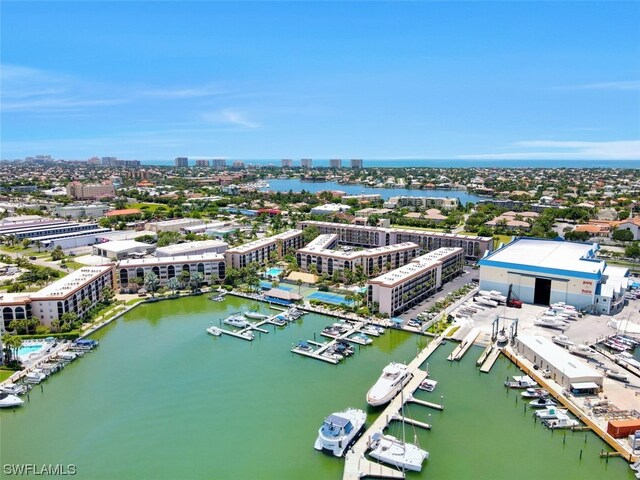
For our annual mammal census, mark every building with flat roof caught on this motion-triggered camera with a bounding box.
[145,218,203,233]
[329,159,342,169]
[195,159,210,167]
[350,159,363,169]
[281,159,293,168]
[53,204,111,219]
[297,221,492,259]
[116,253,226,291]
[66,181,115,200]
[0,266,116,330]
[92,240,156,260]
[155,240,228,257]
[296,234,420,279]
[0,221,102,241]
[514,335,603,392]
[175,157,189,167]
[478,238,628,313]
[301,158,312,168]
[383,196,460,210]
[368,247,464,317]
[225,230,304,268]
[310,204,351,215]
[105,208,143,218]
[36,228,112,250]
[213,159,226,169]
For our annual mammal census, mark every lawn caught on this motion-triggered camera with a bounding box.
[0,369,15,382]
[126,202,171,214]
[458,232,513,249]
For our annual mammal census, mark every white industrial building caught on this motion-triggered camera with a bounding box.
[514,335,603,394]
[145,218,203,233]
[478,238,628,314]
[310,204,351,215]
[53,204,111,218]
[155,240,228,257]
[93,240,156,260]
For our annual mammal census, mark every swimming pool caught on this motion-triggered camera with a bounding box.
[265,267,283,277]
[17,343,46,360]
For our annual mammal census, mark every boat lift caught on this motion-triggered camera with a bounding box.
[491,315,519,343]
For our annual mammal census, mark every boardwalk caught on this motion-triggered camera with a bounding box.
[343,337,444,480]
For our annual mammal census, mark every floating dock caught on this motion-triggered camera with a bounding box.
[480,347,502,373]
[447,328,480,361]
[343,337,444,480]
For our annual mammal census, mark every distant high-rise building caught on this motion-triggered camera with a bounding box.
[350,159,363,169]
[329,159,342,169]
[232,160,244,169]
[195,159,210,167]
[87,157,101,165]
[66,181,116,199]
[281,159,293,168]
[101,156,117,166]
[213,159,226,169]
[301,158,312,169]
[175,157,189,167]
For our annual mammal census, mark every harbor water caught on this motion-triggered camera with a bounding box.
[0,295,633,479]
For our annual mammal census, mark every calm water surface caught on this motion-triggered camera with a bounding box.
[0,296,632,479]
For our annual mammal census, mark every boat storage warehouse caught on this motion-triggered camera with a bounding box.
[478,238,628,313]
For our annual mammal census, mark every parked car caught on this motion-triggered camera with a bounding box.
[29,256,37,260]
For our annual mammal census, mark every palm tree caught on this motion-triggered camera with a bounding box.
[145,272,160,297]
[296,278,303,295]
[167,277,180,295]
[190,272,204,292]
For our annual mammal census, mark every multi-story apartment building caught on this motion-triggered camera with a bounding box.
[175,157,189,167]
[66,181,116,200]
[1,266,116,331]
[296,234,420,278]
[195,159,210,167]
[368,247,464,317]
[281,159,293,168]
[383,196,460,210]
[116,253,226,291]
[224,230,304,269]
[297,221,491,259]
[301,158,313,169]
[213,159,226,169]
[350,159,363,169]
[329,159,342,169]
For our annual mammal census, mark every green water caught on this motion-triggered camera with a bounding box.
[0,296,633,479]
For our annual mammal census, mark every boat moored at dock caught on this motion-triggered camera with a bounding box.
[366,363,412,406]
[313,408,366,457]
[504,375,537,389]
[207,326,222,336]
[0,392,24,408]
[368,431,429,472]
[223,314,252,329]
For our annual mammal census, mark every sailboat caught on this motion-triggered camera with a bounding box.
[368,389,429,472]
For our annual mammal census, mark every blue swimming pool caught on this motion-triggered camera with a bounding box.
[265,267,283,277]
[17,344,46,359]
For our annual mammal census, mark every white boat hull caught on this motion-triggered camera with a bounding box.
[366,363,412,406]
[369,434,429,472]
[314,409,366,457]
[0,393,24,408]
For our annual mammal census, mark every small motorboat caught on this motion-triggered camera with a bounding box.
[314,408,367,457]
[418,379,438,392]
[207,326,222,336]
[244,311,268,320]
[615,351,640,369]
[552,335,575,349]
[271,315,287,326]
[359,325,381,337]
[24,370,47,384]
[534,316,567,330]
[496,329,508,345]
[366,363,412,406]
[504,375,537,389]
[605,369,629,383]
[351,332,373,345]
[521,388,547,399]
[544,411,580,429]
[223,314,252,329]
[295,341,314,353]
[0,392,24,408]
[529,397,557,409]
[534,406,568,420]
[569,344,598,359]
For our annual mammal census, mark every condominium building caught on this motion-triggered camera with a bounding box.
[330,159,342,169]
[301,158,313,169]
[297,221,492,259]
[350,159,363,169]
[281,159,293,168]
[224,230,304,269]
[368,247,464,317]
[175,157,189,167]
[383,196,460,210]
[0,266,116,331]
[66,181,116,200]
[195,159,210,167]
[213,159,226,169]
[232,160,245,169]
[296,234,421,278]
[116,253,226,291]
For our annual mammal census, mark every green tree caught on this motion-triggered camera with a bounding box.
[190,272,204,292]
[2,334,23,365]
[302,225,320,244]
[612,229,634,242]
[51,246,65,261]
[167,277,180,294]
[145,272,160,297]
[625,242,640,260]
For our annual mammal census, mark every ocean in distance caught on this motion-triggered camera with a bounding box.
[139,159,640,169]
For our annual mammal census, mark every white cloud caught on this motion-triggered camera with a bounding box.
[555,80,640,91]
[459,140,640,160]
[200,109,260,128]
[141,85,227,99]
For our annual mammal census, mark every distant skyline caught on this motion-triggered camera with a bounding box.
[1,1,639,161]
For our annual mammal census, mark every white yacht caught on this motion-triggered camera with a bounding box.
[552,335,575,348]
[366,363,412,406]
[521,388,547,399]
[534,316,567,330]
[24,370,47,384]
[534,406,568,420]
[615,351,640,369]
[244,311,268,320]
[529,397,557,408]
[360,325,381,337]
[223,314,252,329]
[504,375,537,389]
[605,369,629,383]
[568,344,598,359]
[206,326,222,336]
[544,411,580,429]
[0,392,24,408]
[0,383,28,395]
[368,431,429,472]
[313,408,366,457]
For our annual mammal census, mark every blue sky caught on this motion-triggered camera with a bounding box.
[1,1,639,161]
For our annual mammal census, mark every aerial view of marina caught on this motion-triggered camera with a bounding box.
[1,1,639,479]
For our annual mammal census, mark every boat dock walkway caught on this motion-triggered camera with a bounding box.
[343,337,444,480]
[447,328,480,361]
[480,347,503,373]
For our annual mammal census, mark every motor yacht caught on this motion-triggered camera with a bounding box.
[244,311,268,320]
[24,370,47,384]
[0,392,24,408]
[223,314,252,329]
[504,375,537,389]
[615,351,640,369]
[544,411,580,429]
[313,408,366,457]
[534,316,567,330]
[529,397,557,409]
[368,431,429,472]
[366,363,412,406]
[521,388,547,399]
[568,344,598,359]
[552,335,575,348]
[359,325,381,337]
[351,332,373,345]
[605,369,629,382]
[534,406,567,420]
[0,383,29,396]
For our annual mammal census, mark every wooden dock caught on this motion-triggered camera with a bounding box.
[343,337,444,480]
[407,395,444,411]
[480,347,502,373]
[476,344,493,366]
[447,328,480,361]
